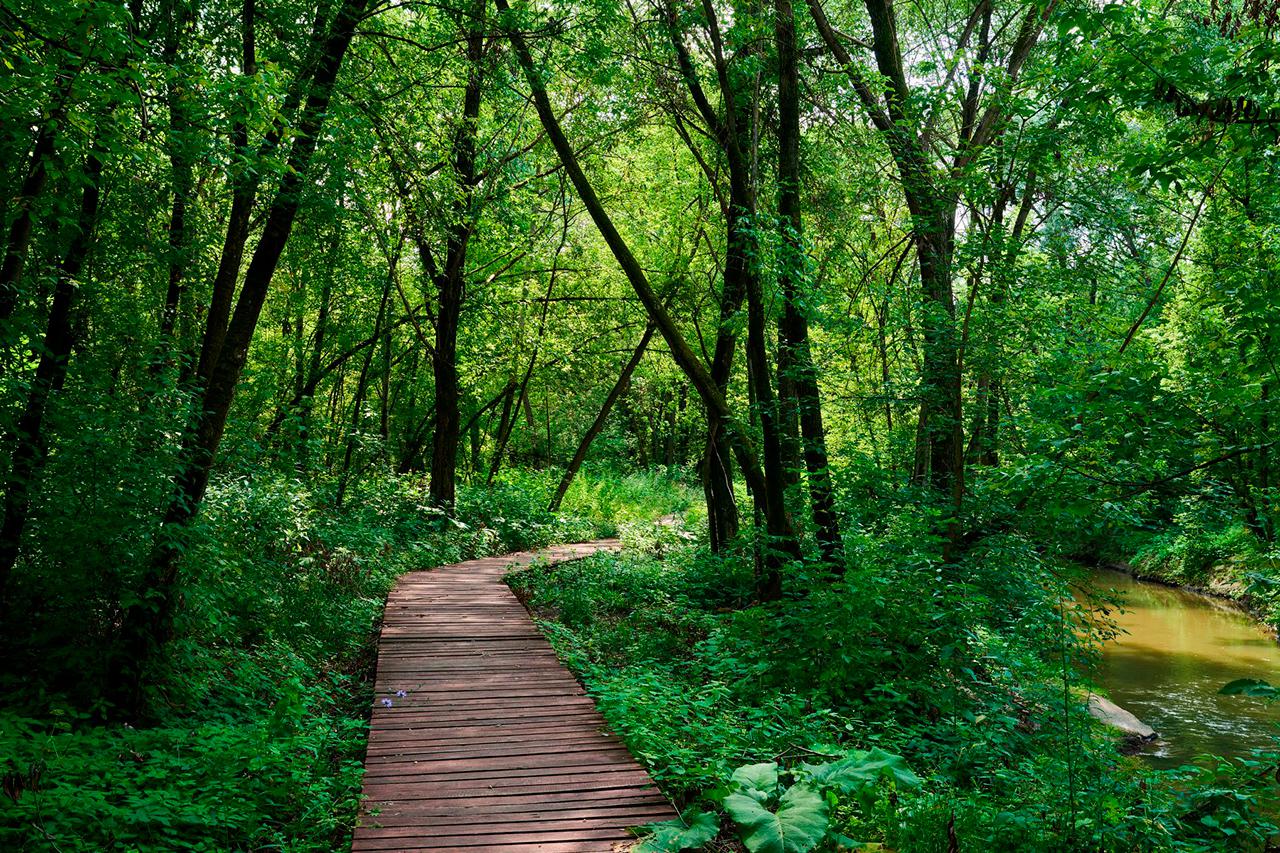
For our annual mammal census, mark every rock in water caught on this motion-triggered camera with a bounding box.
[1087,693,1157,739]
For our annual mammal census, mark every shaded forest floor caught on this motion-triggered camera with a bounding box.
[0,468,692,852]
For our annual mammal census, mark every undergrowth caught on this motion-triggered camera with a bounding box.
[0,467,693,852]
[510,514,1280,851]
[1127,493,1280,629]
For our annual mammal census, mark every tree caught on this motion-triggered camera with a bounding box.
[807,0,1056,552]
[496,0,803,594]
[114,0,373,712]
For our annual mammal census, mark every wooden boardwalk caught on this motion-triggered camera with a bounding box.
[353,540,676,852]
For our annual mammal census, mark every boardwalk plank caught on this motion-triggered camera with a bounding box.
[353,539,673,852]
[370,795,670,815]
[366,804,673,825]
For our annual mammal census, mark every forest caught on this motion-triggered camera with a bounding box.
[1,0,1280,848]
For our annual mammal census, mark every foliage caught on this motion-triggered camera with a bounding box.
[2,0,1280,847]
[636,806,722,853]
[722,771,828,853]
[638,751,919,853]
[516,529,1280,851]
[0,467,673,850]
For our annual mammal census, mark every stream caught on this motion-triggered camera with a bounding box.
[1089,569,1280,767]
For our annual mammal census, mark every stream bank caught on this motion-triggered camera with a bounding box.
[1112,556,1278,638]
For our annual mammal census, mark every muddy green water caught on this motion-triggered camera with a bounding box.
[1090,569,1280,767]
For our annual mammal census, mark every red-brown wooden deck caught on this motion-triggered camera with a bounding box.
[353,540,676,852]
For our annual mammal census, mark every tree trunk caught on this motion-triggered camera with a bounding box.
[741,215,801,594]
[721,90,800,589]
[906,185,963,533]
[777,367,802,488]
[1259,379,1272,541]
[453,383,515,479]
[430,0,486,509]
[700,239,745,549]
[337,260,395,507]
[0,67,79,325]
[774,0,842,565]
[0,145,104,598]
[157,0,195,344]
[701,429,739,551]
[701,255,745,550]
[976,173,1037,469]
[549,323,654,512]
[488,379,518,482]
[825,0,963,541]
[296,242,335,466]
[194,0,260,384]
[663,5,780,556]
[469,419,481,475]
[808,0,1051,554]
[378,320,392,448]
[496,0,781,538]
[0,124,56,326]
[396,400,437,474]
[632,398,651,468]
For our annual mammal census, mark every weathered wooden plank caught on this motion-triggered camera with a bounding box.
[365,734,616,755]
[355,817,651,837]
[362,785,670,808]
[362,749,643,777]
[366,732,628,751]
[368,700,599,715]
[363,758,655,778]
[367,711,603,727]
[353,838,632,852]
[353,538,673,852]
[369,726,626,749]
[363,804,673,825]
[352,828,633,850]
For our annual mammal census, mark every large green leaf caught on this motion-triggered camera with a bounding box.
[724,783,829,853]
[729,762,780,802]
[1220,678,1279,699]
[635,807,721,852]
[801,748,921,795]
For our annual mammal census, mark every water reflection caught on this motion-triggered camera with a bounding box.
[1088,569,1280,767]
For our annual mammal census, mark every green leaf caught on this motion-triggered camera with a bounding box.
[724,784,829,853]
[801,748,921,795]
[635,807,721,852]
[729,762,779,801]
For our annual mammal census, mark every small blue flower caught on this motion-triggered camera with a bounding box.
[380,698,393,708]
[395,690,408,698]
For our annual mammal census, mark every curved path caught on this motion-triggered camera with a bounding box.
[353,540,675,852]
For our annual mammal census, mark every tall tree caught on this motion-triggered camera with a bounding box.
[496,0,802,593]
[807,0,1055,552]
[429,0,487,508]
[114,0,372,712]
[0,144,104,596]
[773,0,842,563]
[662,0,800,573]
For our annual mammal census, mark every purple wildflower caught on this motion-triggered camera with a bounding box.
[380,698,393,708]
[395,690,408,698]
